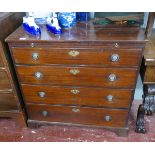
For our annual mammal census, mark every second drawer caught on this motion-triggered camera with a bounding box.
[17,66,137,88]
[22,84,133,108]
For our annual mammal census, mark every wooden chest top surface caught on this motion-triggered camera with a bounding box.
[6,22,146,43]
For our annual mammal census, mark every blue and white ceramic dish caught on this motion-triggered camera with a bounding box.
[58,12,76,29]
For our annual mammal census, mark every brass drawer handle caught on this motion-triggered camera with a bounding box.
[70,89,80,94]
[68,50,79,57]
[70,69,80,75]
[108,74,117,82]
[42,110,48,117]
[72,108,80,113]
[38,91,46,98]
[114,43,119,48]
[104,115,112,122]
[32,53,39,60]
[111,54,120,62]
[35,72,43,79]
[107,95,113,102]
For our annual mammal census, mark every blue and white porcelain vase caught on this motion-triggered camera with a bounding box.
[58,12,76,29]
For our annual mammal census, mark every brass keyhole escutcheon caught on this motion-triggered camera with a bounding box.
[68,50,79,57]
[114,43,119,48]
[72,108,80,113]
[70,89,80,94]
[69,69,80,75]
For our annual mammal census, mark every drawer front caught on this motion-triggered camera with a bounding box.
[12,48,141,67]
[27,104,128,128]
[0,93,18,111]
[22,84,132,108]
[17,66,137,88]
[0,70,11,89]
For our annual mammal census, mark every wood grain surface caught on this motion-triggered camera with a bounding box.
[12,47,141,67]
[0,70,11,89]
[16,65,137,88]
[21,84,133,108]
[27,104,128,128]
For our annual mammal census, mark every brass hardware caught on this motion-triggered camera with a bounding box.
[38,91,46,98]
[72,108,80,112]
[32,53,39,60]
[108,74,117,82]
[104,115,112,122]
[111,54,119,62]
[35,72,43,79]
[31,43,34,47]
[68,50,79,57]
[42,110,48,117]
[114,43,119,48]
[69,69,80,75]
[107,95,113,102]
[70,89,80,94]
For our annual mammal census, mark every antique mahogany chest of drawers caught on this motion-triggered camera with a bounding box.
[0,12,26,127]
[6,23,146,136]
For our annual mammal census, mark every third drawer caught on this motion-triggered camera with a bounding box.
[21,84,133,108]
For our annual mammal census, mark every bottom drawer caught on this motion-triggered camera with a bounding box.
[27,104,128,128]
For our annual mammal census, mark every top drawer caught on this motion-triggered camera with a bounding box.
[11,48,141,67]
